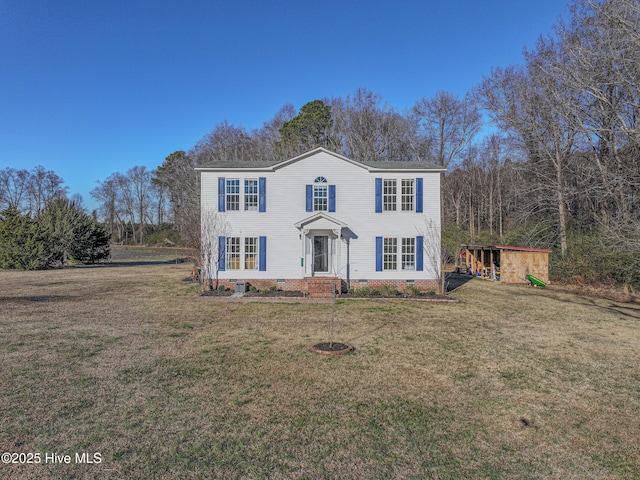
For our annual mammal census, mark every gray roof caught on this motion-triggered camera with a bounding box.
[197,160,281,169]
[195,148,445,172]
[366,160,444,170]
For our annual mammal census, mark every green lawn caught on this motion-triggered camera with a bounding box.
[1,262,639,479]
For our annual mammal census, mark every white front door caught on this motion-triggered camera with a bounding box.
[313,235,329,274]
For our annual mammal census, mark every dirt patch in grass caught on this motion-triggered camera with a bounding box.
[1,266,639,479]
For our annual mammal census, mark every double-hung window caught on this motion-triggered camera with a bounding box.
[401,237,415,270]
[383,238,397,270]
[376,177,422,213]
[226,179,240,211]
[401,179,414,211]
[244,237,258,270]
[244,179,258,211]
[377,236,423,271]
[383,179,397,211]
[219,235,266,272]
[226,237,241,270]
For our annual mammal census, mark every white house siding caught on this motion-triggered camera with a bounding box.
[198,149,442,289]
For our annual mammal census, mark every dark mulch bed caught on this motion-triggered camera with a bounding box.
[244,290,304,297]
[200,288,304,297]
[200,289,234,297]
[338,292,447,300]
[200,289,452,300]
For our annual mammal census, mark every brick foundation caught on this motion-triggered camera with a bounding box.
[204,277,439,295]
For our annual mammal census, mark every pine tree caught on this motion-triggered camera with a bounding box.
[0,208,52,269]
[37,199,110,265]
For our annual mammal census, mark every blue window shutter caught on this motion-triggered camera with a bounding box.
[258,177,266,212]
[259,236,267,271]
[218,177,226,212]
[375,178,382,213]
[218,236,226,271]
[329,185,336,212]
[375,236,383,272]
[306,185,313,212]
[416,177,423,213]
[416,236,424,271]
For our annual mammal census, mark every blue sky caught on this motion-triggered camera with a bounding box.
[1,0,567,211]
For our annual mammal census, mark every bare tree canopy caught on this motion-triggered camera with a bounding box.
[0,166,67,215]
[91,166,169,245]
[412,90,482,167]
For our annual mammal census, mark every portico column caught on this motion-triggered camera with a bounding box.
[332,228,341,277]
[302,228,310,276]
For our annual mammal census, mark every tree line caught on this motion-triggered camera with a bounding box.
[90,166,172,245]
[474,0,640,285]
[7,0,628,285]
[0,165,110,269]
[137,0,639,287]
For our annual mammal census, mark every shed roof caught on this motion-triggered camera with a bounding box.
[463,244,553,254]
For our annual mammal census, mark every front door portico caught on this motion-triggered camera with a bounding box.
[295,212,348,278]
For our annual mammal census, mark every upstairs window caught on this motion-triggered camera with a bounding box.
[376,177,422,213]
[383,179,397,211]
[401,179,414,211]
[244,179,258,211]
[225,179,240,211]
[313,176,328,211]
[306,177,335,212]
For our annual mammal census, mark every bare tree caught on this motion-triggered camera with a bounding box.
[154,151,199,241]
[0,167,31,213]
[255,104,297,162]
[91,174,124,241]
[417,217,445,295]
[126,166,156,244]
[0,166,68,215]
[412,90,482,167]
[200,210,229,290]
[330,88,416,162]
[554,0,640,225]
[479,48,581,257]
[192,121,256,165]
[27,166,68,215]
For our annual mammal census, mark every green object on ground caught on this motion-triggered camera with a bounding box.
[526,274,546,287]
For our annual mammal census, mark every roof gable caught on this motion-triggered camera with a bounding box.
[294,212,348,230]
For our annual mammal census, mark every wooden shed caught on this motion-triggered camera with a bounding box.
[461,244,552,284]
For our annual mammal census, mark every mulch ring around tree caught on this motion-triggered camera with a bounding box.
[309,342,355,355]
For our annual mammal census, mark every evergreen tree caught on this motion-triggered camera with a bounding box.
[279,100,340,155]
[0,208,52,269]
[38,198,110,265]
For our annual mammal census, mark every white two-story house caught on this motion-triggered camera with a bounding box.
[196,147,444,295]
